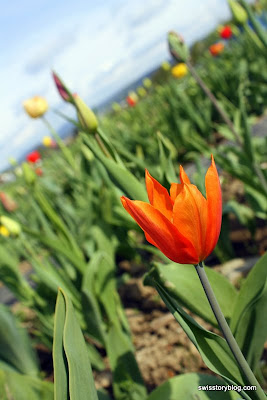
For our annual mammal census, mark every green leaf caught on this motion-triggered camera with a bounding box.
[81,253,107,346]
[22,227,86,273]
[0,369,54,400]
[0,244,34,301]
[106,325,147,400]
[144,268,253,399]
[230,252,267,373]
[147,373,241,400]
[0,304,39,377]
[53,290,69,400]
[53,289,99,400]
[81,134,147,201]
[147,262,237,326]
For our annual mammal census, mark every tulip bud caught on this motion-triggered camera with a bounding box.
[22,162,36,185]
[137,87,147,97]
[52,71,74,103]
[142,78,152,89]
[161,61,171,71]
[23,96,48,118]
[227,0,248,25]
[0,192,18,212]
[73,94,98,133]
[112,102,121,112]
[8,157,18,167]
[0,216,21,236]
[168,31,189,62]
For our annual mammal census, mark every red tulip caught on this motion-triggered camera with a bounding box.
[26,150,41,164]
[126,96,136,107]
[220,25,232,40]
[209,42,224,56]
[121,156,222,265]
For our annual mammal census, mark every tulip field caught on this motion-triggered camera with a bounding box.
[0,1,267,399]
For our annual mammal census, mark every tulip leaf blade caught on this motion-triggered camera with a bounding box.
[0,304,39,377]
[144,268,255,400]
[81,134,147,201]
[147,373,241,400]
[0,369,54,400]
[148,262,237,326]
[53,289,99,400]
[230,252,267,373]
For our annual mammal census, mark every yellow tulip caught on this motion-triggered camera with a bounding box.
[23,96,48,118]
[0,225,10,237]
[43,136,53,147]
[171,63,188,79]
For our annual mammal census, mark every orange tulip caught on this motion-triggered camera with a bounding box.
[121,156,222,265]
[209,42,224,56]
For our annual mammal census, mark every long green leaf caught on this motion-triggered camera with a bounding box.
[0,369,54,400]
[149,262,237,326]
[0,305,39,377]
[53,289,100,400]
[230,252,267,373]
[147,373,240,400]
[144,268,254,400]
[106,324,147,400]
[82,134,147,201]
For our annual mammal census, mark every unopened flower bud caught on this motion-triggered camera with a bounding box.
[168,31,189,62]
[142,78,152,89]
[23,96,48,118]
[0,216,21,236]
[22,162,36,185]
[52,71,74,103]
[73,94,98,133]
[227,0,248,25]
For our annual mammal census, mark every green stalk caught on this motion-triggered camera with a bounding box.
[41,116,76,170]
[195,262,266,400]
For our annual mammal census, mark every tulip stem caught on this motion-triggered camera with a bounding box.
[41,117,76,169]
[195,262,266,400]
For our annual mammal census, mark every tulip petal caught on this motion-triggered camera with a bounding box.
[170,183,183,203]
[121,197,197,264]
[204,156,222,257]
[179,166,191,184]
[145,170,173,220]
[172,184,207,262]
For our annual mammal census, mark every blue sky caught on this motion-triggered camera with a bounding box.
[0,0,239,171]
